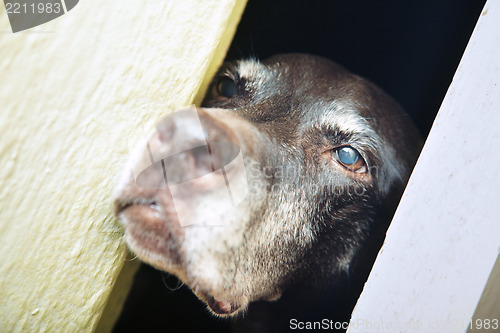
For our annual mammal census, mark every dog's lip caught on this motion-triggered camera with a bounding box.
[114,197,158,214]
[115,199,164,228]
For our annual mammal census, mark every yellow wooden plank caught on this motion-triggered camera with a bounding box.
[467,253,500,333]
[0,0,246,331]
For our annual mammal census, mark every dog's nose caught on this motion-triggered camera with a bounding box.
[134,107,241,190]
[129,107,249,227]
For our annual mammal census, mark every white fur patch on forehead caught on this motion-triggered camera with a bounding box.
[235,58,277,95]
[236,58,265,79]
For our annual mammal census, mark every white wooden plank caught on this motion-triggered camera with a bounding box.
[348,1,500,332]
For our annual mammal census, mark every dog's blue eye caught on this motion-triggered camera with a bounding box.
[217,78,236,98]
[335,146,366,172]
[337,147,359,165]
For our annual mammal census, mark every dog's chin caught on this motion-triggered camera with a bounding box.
[193,277,284,317]
[194,285,282,317]
[117,199,283,318]
[194,288,248,316]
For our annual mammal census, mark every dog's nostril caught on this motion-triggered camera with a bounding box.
[173,146,215,178]
[194,144,216,173]
[157,120,176,144]
[135,140,241,189]
[163,142,239,184]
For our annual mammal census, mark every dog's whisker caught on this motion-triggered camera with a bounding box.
[161,272,184,292]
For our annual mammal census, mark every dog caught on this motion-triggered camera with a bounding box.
[113,54,422,331]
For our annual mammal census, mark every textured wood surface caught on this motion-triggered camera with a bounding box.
[0,0,246,331]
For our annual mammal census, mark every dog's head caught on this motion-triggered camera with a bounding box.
[113,54,421,316]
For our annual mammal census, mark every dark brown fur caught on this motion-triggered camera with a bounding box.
[114,54,422,331]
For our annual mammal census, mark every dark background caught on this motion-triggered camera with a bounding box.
[226,0,486,136]
[114,1,486,332]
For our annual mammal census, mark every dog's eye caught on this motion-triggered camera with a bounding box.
[334,146,367,173]
[216,77,236,99]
